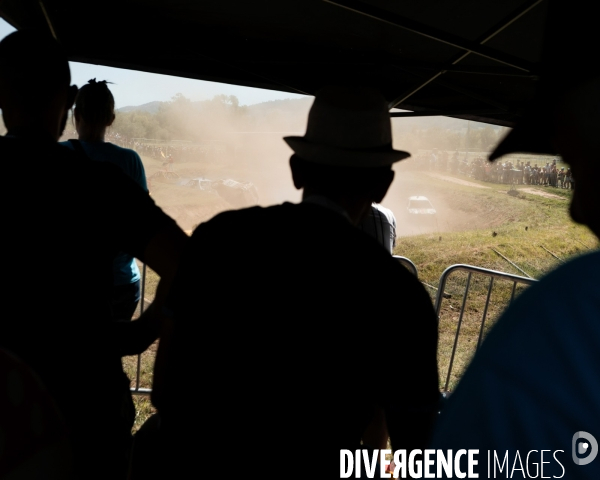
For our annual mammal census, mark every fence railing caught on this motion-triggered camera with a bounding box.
[434,264,537,392]
[393,255,418,277]
[129,261,537,395]
[131,263,152,396]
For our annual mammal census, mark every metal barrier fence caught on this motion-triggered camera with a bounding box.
[129,261,537,395]
[393,255,418,277]
[434,264,537,392]
[131,263,152,396]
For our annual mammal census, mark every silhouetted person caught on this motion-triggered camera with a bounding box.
[0,30,187,479]
[431,1,600,477]
[358,202,397,253]
[61,79,148,322]
[0,348,73,479]
[137,87,439,479]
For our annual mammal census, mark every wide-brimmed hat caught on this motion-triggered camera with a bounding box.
[489,0,599,161]
[284,86,410,167]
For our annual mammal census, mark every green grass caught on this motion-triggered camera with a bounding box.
[123,170,598,429]
[394,173,597,391]
[122,265,160,431]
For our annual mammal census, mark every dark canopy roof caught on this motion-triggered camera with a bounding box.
[0,0,549,127]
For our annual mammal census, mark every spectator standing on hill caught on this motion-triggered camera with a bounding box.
[550,160,558,187]
[544,161,551,185]
[429,148,438,170]
[558,166,566,187]
[0,30,187,480]
[451,150,459,173]
[565,167,573,189]
[61,79,148,321]
[439,149,448,171]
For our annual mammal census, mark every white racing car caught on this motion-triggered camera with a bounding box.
[407,196,437,216]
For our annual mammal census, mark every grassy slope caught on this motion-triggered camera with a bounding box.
[393,173,597,390]
[124,170,599,427]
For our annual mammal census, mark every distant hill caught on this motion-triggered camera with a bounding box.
[115,97,493,132]
[244,97,313,113]
[117,101,163,113]
[240,97,313,133]
[391,111,503,132]
[245,98,499,133]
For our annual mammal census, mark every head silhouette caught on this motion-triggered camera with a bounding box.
[73,79,116,141]
[0,30,77,139]
[284,86,407,224]
[289,154,394,213]
[75,79,115,127]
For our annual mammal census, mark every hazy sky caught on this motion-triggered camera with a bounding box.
[0,18,307,109]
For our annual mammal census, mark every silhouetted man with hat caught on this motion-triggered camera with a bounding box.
[0,30,187,479]
[145,86,440,479]
[431,1,600,477]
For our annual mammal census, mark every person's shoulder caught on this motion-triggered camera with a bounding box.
[3,137,85,165]
[549,249,600,275]
[372,202,394,215]
[190,205,266,237]
[194,204,288,232]
[58,140,75,150]
[474,250,600,360]
[522,250,600,300]
[372,203,396,223]
[104,142,136,155]
[99,142,140,160]
[68,145,136,182]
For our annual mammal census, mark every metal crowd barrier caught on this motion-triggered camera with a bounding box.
[393,255,418,277]
[129,260,537,395]
[131,263,152,396]
[434,264,537,392]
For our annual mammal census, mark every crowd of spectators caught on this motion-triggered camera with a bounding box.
[468,156,574,188]
[420,148,574,189]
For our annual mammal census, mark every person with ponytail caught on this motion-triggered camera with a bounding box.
[61,79,147,321]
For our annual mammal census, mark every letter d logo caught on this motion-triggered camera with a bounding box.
[572,431,599,466]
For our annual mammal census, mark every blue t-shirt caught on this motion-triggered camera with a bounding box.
[60,140,147,285]
[430,250,600,479]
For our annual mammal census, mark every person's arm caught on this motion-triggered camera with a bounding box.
[96,161,188,356]
[131,150,149,193]
[111,224,188,357]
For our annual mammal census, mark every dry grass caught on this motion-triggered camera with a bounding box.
[395,177,598,391]
[121,265,160,431]
[123,169,598,429]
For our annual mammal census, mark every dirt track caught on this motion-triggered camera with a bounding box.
[518,187,566,200]
[425,172,491,189]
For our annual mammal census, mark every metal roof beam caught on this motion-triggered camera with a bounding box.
[431,65,538,78]
[391,110,506,118]
[386,0,545,109]
[323,0,537,73]
[38,0,57,40]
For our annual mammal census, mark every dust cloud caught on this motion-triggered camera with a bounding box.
[72,92,538,236]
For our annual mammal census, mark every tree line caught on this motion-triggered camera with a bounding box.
[1,92,509,154]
